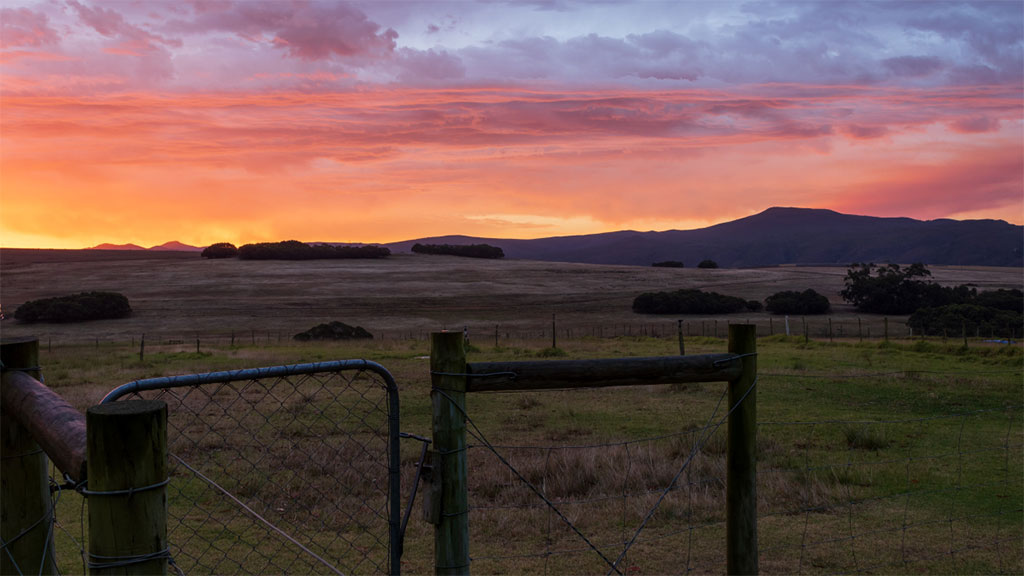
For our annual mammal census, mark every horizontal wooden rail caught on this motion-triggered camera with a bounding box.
[465,353,743,393]
[1,370,87,482]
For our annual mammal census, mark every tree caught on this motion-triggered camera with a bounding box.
[765,289,831,315]
[697,259,719,269]
[840,262,936,314]
[201,242,238,259]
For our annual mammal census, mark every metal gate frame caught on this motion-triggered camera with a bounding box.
[102,360,401,574]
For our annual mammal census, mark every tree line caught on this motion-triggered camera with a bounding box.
[412,243,504,259]
[202,241,390,260]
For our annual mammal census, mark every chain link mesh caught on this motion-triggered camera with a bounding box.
[114,365,397,574]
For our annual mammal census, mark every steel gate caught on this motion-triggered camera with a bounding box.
[103,360,400,575]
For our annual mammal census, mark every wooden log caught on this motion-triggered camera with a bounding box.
[1,370,87,482]
[430,332,469,575]
[87,400,168,576]
[0,337,57,576]
[465,354,742,393]
[727,325,758,575]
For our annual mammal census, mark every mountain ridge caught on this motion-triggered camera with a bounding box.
[385,207,1023,267]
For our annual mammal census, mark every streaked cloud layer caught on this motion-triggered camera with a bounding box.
[2,1,1021,248]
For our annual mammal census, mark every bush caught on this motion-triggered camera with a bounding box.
[746,300,764,312]
[765,289,831,315]
[411,243,504,259]
[293,321,373,341]
[201,242,238,259]
[975,289,1024,313]
[633,289,748,314]
[652,261,684,268]
[238,241,390,260]
[14,291,131,323]
[907,304,1023,337]
[697,259,719,269]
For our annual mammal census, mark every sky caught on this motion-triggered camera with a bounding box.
[1,0,1022,249]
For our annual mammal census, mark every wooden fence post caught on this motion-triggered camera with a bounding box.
[430,332,469,575]
[678,319,685,355]
[0,337,57,576]
[727,325,758,575]
[87,400,168,575]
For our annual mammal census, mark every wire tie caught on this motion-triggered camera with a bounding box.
[431,371,518,379]
[713,352,758,367]
[1,448,44,460]
[79,478,169,498]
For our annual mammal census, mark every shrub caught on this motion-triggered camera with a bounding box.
[14,291,131,323]
[652,261,684,268]
[746,300,764,312]
[975,289,1024,313]
[411,243,504,259]
[293,321,373,341]
[765,289,831,315]
[633,289,748,314]
[201,242,238,259]
[697,259,719,269]
[907,304,1023,337]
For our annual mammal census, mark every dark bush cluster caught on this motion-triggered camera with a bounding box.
[697,259,719,269]
[14,291,131,323]
[652,261,684,268]
[908,304,1022,337]
[412,243,504,259]
[765,289,831,315]
[908,289,1023,337]
[633,289,756,315]
[201,242,239,259]
[293,321,373,341]
[238,240,390,260]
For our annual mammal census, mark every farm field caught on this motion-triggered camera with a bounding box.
[1,250,1022,574]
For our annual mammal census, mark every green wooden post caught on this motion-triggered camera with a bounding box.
[727,325,758,575]
[0,337,57,576]
[430,332,469,575]
[87,400,168,576]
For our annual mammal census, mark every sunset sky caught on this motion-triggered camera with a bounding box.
[1,1,1022,249]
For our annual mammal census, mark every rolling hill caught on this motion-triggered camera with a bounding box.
[386,207,1023,267]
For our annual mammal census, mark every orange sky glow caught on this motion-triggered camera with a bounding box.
[1,2,1021,249]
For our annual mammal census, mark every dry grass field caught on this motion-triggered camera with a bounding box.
[2,249,1020,345]
[1,249,1021,574]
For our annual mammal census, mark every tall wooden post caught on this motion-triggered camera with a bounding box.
[0,337,57,576]
[430,332,469,575]
[727,325,758,575]
[87,400,168,575]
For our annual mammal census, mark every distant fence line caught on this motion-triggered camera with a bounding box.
[21,315,1020,352]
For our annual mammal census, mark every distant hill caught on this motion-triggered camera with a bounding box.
[89,242,146,251]
[150,241,202,252]
[387,207,1023,267]
[88,241,202,252]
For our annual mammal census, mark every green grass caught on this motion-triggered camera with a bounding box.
[29,334,1024,574]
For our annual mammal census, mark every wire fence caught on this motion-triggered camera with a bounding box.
[45,361,401,575]
[458,375,1023,574]
[20,314,1019,352]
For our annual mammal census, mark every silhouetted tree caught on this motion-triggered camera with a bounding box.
[697,259,719,269]
[201,242,238,259]
[633,289,748,314]
[238,241,390,260]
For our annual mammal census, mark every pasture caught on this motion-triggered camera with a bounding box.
[1,250,1021,574]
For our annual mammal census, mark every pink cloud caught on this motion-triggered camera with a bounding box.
[169,1,396,61]
[949,116,1000,134]
[0,7,59,48]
